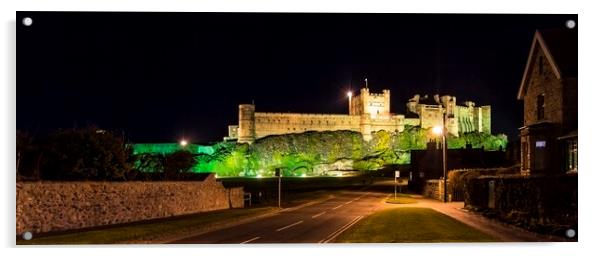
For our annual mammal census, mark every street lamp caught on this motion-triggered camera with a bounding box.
[179,139,188,147]
[432,125,447,203]
[347,91,353,115]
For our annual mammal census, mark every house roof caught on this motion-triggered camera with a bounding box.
[517,29,577,100]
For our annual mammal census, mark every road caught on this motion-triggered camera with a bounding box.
[170,189,387,244]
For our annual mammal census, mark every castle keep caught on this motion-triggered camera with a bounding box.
[226,88,491,143]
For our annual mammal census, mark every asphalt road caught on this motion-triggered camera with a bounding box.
[170,189,387,244]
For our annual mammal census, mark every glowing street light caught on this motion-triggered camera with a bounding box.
[432,126,443,136]
[347,91,353,115]
[432,124,448,203]
[180,139,188,147]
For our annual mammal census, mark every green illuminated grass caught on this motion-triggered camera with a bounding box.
[17,207,276,245]
[335,207,499,243]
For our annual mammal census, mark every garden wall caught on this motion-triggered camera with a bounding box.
[16,174,244,234]
[422,179,444,201]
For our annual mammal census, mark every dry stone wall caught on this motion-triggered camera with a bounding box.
[16,174,243,234]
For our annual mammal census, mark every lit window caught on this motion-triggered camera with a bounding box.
[536,140,546,148]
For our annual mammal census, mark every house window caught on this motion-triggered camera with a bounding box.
[537,93,545,120]
[535,140,546,148]
[566,139,578,172]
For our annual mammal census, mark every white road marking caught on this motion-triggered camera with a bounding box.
[276,220,304,232]
[320,215,364,243]
[240,236,261,244]
[312,211,326,218]
[332,204,343,210]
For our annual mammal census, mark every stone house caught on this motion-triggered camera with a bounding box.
[517,29,577,175]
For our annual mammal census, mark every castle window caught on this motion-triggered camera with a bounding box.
[537,93,545,120]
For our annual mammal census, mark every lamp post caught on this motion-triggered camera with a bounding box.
[347,91,353,115]
[432,123,447,203]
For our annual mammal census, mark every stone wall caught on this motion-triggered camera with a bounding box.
[16,174,244,234]
[422,179,444,201]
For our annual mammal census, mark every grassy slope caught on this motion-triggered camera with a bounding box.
[17,207,276,245]
[336,207,499,243]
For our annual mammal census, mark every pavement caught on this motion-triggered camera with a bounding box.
[169,184,568,244]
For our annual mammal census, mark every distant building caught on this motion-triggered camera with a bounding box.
[517,29,577,175]
[227,87,491,143]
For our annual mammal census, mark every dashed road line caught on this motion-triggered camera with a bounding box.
[320,216,364,243]
[312,211,326,218]
[240,236,261,244]
[332,204,343,210]
[276,220,304,232]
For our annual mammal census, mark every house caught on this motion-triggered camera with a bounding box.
[517,29,577,175]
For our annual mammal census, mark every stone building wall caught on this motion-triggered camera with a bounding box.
[16,174,244,234]
[523,47,564,126]
[520,46,565,174]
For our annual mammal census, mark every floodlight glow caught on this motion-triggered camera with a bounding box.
[180,140,188,146]
[432,126,443,136]
[347,91,353,99]
[256,174,263,178]
[301,173,307,177]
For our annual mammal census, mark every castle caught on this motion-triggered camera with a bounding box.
[225,88,491,143]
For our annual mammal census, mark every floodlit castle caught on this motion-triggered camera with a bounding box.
[225,87,491,143]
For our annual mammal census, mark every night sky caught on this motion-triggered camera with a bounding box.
[17,12,577,143]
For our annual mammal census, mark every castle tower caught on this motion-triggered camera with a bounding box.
[481,105,492,134]
[237,104,256,144]
[383,89,391,115]
[440,95,459,136]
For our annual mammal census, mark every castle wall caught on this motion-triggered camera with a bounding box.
[253,112,360,139]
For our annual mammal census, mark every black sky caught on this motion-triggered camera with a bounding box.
[17,12,577,143]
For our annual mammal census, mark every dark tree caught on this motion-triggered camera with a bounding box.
[41,127,132,180]
[163,151,197,180]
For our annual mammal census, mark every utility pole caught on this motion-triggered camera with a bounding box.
[276,168,282,208]
[442,112,448,203]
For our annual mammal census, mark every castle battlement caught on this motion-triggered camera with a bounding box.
[255,112,352,118]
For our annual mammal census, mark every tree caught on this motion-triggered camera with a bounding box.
[42,127,132,180]
[163,151,197,180]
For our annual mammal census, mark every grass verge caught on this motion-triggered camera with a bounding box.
[385,197,417,204]
[335,207,500,243]
[17,207,276,245]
